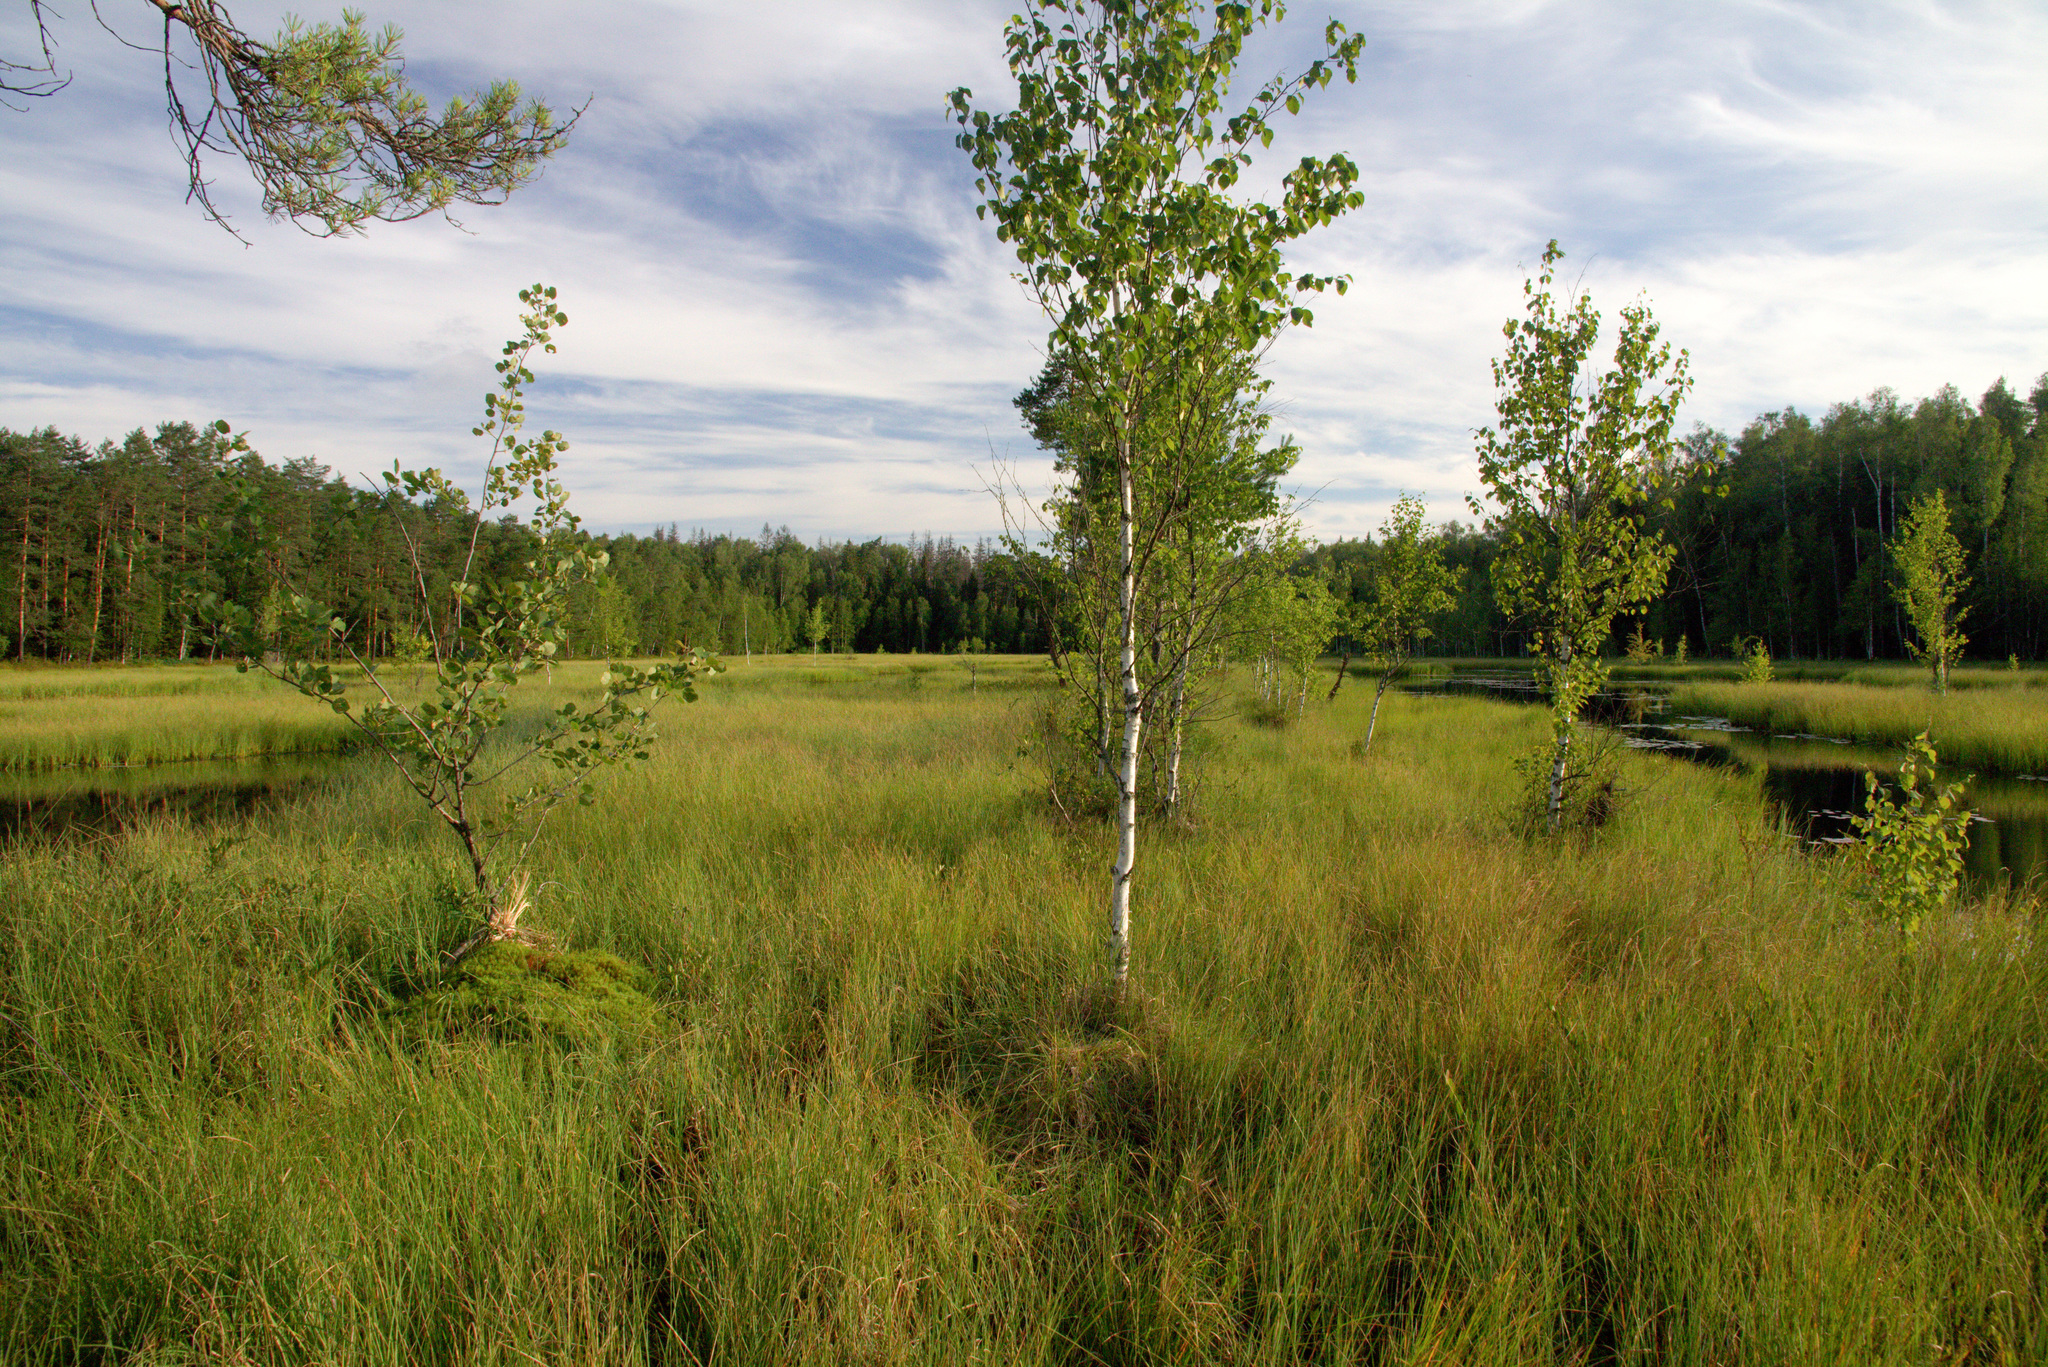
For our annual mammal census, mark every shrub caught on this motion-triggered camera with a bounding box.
[1736,635,1774,684]
[1849,731,1972,937]
[1509,728,1626,836]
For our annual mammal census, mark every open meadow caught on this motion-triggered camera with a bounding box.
[2,656,2045,1364]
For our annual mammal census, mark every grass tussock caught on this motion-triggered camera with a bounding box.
[1671,678,2048,773]
[0,656,2043,1363]
[386,940,663,1045]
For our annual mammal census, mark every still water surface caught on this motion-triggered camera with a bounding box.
[1407,670,2048,895]
[0,755,347,843]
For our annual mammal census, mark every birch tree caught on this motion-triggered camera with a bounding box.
[1472,242,1690,833]
[1890,489,1970,694]
[952,0,1364,988]
[204,287,711,952]
[1348,493,1461,757]
[1010,343,1298,819]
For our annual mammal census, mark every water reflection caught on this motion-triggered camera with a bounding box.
[0,755,348,843]
[1631,723,2047,895]
[1404,670,2048,894]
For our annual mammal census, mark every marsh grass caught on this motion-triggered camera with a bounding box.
[1427,655,2048,690]
[0,662,275,701]
[1,656,2044,1363]
[0,663,368,770]
[1672,679,2048,774]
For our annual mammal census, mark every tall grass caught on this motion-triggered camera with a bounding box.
[0,663,367,769]
[1429,655,2048,690]
[1,660,2043,1363]
[1670,679,2048,773]
[0,662,311,700]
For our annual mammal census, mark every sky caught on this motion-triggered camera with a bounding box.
[1,0,2043,543]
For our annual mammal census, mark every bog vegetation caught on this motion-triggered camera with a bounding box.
[2,657,2045,1365]
[1669,678,2048,774]
[3,1,2046,1362]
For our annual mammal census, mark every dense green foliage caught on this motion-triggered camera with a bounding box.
[1890,489,1972,693]
[1850,732,1973,936]
[2,658,2043,1362]
[0,422,1050,663]
[1316,370,2048,663]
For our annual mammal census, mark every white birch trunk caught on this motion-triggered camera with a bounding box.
[1163,652,1189,819]
[1546,645,1573,833]
[1361,675,1390,758]
[1110,437,1142,990]
[1546,725,1571,833]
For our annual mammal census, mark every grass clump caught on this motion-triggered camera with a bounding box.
[386,940,662,1046]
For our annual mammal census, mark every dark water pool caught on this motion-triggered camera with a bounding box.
[0,755,348,843]
[1406,671,2048,894]
[1628,719,2048,895]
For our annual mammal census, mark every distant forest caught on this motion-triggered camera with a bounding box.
[2,372,2043,665]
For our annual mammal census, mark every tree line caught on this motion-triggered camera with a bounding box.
[3,363,2040,669]
[1311,371,2048,664]
[0,421,1048,664]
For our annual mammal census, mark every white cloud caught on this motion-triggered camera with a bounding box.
[1,0,2041,541]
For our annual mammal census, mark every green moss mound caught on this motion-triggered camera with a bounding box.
[386,941,662,1046]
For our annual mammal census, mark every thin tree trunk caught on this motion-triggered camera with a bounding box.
[40,516,54,657]
[1547,722,1571,834]
[85,518,107,663]
[1096,649,1113,777]
[14,490,29,661]
[1361,674,1391,758]
[55,527,69,660]
[1163,652,1188,819]
[1546,646,1574,833]
[121,502,137,661]
[1110,436,1141,992]
[1326,652,1351,701]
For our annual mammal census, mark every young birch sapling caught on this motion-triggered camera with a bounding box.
[1268,566,1339,717]
[1890,489,1971,696]
[1735,635,1774,684]
[1472,241,1690,834]
[1006,345,1297,819]
[1849,731,1972,938]
[952,0,1365,989]
[1349,494,1461,758]
[206,286,712,953]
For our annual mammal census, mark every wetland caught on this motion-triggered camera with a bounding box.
[2,656,2043,1363]
[1407,664,2048,893]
